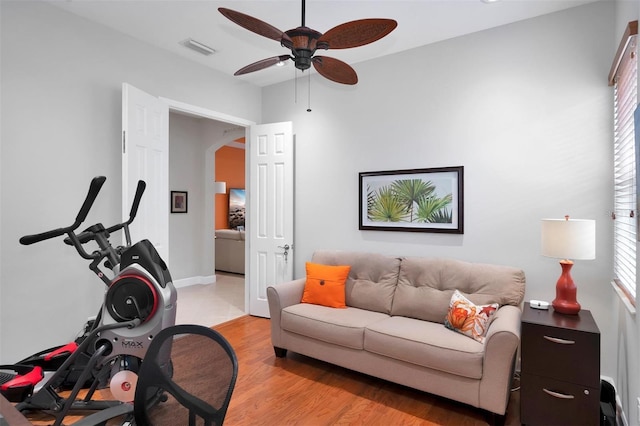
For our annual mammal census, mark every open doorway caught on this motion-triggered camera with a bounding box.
[166,110,248,328]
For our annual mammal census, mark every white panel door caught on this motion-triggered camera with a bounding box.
[248,122,294,317]
[121,83,169,262]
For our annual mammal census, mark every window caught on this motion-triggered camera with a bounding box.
[610,21,638,305]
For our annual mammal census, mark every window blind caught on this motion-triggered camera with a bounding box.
[611,21,638,302]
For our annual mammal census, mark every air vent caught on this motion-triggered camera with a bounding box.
[181,38,216,56]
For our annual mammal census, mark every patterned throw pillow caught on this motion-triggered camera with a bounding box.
[444,290,499,343]
[301,262,351,308]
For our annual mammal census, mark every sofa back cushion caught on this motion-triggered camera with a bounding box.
[311,250,401,314]
[215,229,244,241]
[391,257,526,323]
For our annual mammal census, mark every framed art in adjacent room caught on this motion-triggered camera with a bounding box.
[359,166,464,233]
[171,191,188,213]
[228,188,246,229]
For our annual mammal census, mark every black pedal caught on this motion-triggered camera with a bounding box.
[0,365,43,402]
[0,371,15,385]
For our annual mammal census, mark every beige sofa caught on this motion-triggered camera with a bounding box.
[214,229,245,274]
[267,250,526,420]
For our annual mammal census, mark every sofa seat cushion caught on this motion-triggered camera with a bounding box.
[281,304,389,350]
[364,316,484,379]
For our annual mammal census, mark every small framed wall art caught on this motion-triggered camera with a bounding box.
[171,191,188,213]
[359,166,464,233]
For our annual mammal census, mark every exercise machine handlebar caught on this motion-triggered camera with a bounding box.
[106,180,146,247]
[71,180,146,246]
[19,176,106,246]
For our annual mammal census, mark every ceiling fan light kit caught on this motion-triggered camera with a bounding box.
[219,0,397,85]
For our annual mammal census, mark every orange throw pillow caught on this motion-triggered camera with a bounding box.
[301,262,351,308]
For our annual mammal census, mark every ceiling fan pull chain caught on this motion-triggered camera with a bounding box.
[294,68,298,105]
[307,72,312,112]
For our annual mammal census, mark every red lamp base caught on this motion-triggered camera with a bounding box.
[552,260,581,315]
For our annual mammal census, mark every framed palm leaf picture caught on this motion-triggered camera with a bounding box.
[359,166,464,233]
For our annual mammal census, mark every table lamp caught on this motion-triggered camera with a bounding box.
[541,216,596,315]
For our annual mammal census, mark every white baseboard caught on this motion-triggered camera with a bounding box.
[173,275,216,288]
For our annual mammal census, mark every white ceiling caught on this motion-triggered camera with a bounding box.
[46,0,602,87]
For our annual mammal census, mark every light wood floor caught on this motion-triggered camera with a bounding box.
[23,315,521,425]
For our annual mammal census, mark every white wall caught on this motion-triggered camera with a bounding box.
[263,0,618,403]
[169,113,206,281]
[0,1,261,363]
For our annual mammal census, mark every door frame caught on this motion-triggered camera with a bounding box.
[160,97,255,313]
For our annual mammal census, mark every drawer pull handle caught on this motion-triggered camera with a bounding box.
[543,335,575,345]
[543,388,575,399]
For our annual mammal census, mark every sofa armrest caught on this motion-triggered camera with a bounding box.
[267,278,306,311]
[479,304,522,415]
[266,278,306,348]
[485,304,521,343]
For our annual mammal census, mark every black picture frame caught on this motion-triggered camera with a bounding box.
[171,191,188,213]
[359,166,464,233]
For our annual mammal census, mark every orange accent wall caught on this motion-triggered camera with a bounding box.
[215,141,245,230]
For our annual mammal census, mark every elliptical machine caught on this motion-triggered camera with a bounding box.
[9,176,177,425]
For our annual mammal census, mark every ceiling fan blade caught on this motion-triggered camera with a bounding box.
[234,55,291,76]
[219,8,292,45]
[317,19,397,49]
[312,56,358,85]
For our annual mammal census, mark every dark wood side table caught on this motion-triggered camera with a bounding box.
[520,302,600,425]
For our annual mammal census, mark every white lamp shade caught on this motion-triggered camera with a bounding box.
[214,181,227,194]
[541,218,596,260]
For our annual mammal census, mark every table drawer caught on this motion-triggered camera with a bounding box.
[521,322,599,387]
[521,373,599,425]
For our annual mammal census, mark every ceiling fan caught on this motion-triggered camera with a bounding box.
[219,0,397,85]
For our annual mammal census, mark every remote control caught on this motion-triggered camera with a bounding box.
[529,300,550,310]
